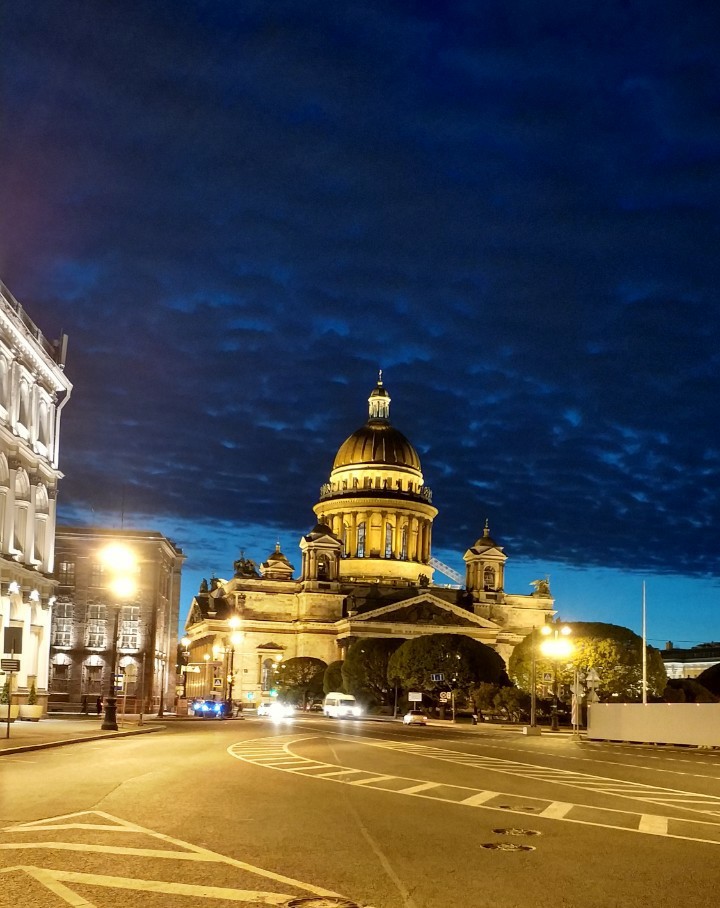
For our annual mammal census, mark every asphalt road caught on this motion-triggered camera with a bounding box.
[2,716,720,908]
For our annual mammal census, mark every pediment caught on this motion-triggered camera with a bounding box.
[351,594,500,629]
[185,599,203,628]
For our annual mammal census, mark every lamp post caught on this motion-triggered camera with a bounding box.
[181,636,190,698]
[227,631,244,709]
[540,623,573,732]
[100,545,137,732]
[203,653,211,696]
[156,650,166,718]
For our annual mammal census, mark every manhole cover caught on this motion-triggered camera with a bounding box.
[492,828,541,837]
[497,804,538,812]
[284,899,362,908]
[479,842,536,852]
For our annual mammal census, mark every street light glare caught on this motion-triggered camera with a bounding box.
[110,576,136,599]
[101,544,136,572]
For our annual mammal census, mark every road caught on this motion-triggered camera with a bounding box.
[2,716,720,907]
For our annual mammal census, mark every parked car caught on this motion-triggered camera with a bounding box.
[403,709,428,726]
[192,699,228,718]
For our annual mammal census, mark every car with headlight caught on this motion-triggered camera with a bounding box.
[257,701,294,719]
[192,699,228,718]
[323,692,362,718]
[403,709,428,726]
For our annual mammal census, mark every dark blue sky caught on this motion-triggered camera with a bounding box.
[1,2,719,645]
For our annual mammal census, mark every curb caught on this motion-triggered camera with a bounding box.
[0,723,163,757]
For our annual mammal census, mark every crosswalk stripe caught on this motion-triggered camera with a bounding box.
[639,815,669,835]
[397,782,441,795]
[461,791,498,806]
[540,802,573,819]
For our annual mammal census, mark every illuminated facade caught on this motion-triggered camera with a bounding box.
[49,527,184,713]
[0,281,72,714]
[183,377,554,706]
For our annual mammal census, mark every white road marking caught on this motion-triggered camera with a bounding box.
[228,735,720,847]
[539,802,573,819]
[1,809,354,904]
[461,791,499,806]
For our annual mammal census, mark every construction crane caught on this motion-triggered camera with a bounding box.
[429,556,463,586]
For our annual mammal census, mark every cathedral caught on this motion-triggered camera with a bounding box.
[182,377,554,706]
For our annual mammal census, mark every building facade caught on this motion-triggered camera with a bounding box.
[662,641,720,680]
[182,377,555,707]
[49,527,185,714]
[0,281,72,712]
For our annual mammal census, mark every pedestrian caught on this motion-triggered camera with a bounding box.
[81,695,88,714]
[96,696,102,715]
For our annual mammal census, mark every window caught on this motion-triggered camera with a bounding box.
[90,562,105,587]
[357,522,366,558]
[385,523,393,558]
[51,663,70,692]
[53,619,72,647]
[87,622,106,648]
[57,561,75,586]
[483,567,496,591]
[87,603,106,621]
[401,526,408,560]
[317,555,329,581]
[85,665,103,694]
[119,605,139,649]
[54,599,73,619]
[261,657,280,692]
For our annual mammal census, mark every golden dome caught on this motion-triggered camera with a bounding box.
[333,421,421,470]
[331,375,422,471]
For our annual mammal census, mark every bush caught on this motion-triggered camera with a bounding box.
[28,682,38,705]
[0,680,9,705]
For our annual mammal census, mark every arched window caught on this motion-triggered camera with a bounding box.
[317,555,329,580]
[0,358,8,413]
[385,523,393,558]
[261,658,276,691]
[483,566,496,591]
[357,522,366,558]
[18,380,30,428]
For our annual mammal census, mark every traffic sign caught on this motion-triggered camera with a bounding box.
[439,691,450,702]
[1,659,20,672]
[408,691,422,702]
[431,673,444,682]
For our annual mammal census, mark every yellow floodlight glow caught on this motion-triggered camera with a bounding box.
[101,544,137,573]
[228,615,241,630]
[230,631,244,646]
[110,576,136,599]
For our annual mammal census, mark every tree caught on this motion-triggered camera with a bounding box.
[388,634,505,706]
[342,639,404,706]
[493,686,530,722]
[696,663,720,697]
[276,657,327,707]
[663,678,719,703]
[323,660,344,694]
[508,622,667,701]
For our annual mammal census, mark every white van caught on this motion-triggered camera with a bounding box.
[323,692,361,718]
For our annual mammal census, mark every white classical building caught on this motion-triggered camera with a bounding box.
[0,280,72,711]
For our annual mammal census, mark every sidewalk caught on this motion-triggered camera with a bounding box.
[0,712,182,756]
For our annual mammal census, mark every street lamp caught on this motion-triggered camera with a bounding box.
[225,615,244,709]
[181,636,190,698]
[100,545,137,732]
[540,624,573,732]
[203,653,211,696]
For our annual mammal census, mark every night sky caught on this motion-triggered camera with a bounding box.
[2,2,719,647]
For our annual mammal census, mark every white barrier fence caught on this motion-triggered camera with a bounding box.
[588,702,720,747]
